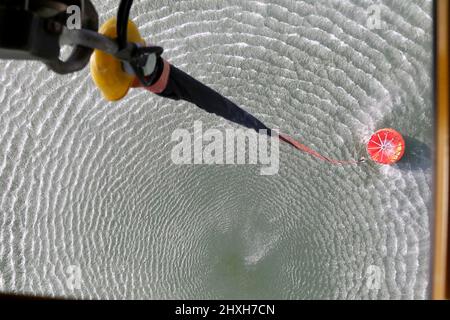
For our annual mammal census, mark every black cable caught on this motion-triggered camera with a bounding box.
[117,0,133,49]
[116,0,164,86]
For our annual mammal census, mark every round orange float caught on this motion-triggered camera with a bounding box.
[367,128,405,165]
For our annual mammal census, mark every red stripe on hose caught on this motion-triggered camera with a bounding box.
[133,59,171,93]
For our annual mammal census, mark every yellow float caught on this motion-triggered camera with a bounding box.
[90,17,145,101]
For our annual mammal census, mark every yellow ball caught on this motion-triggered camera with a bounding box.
[90,17,145,101]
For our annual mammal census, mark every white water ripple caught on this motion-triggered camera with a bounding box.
[0,0,432,299]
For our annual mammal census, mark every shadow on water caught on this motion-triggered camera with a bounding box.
[396,135,432,171]
[374,91,433,172]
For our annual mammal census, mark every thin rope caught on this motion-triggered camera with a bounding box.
[278,133,364,165]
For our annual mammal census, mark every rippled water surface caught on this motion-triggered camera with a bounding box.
[0,0,433,299]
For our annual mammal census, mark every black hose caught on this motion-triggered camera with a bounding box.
[159,66,273,136]
[117,0,133,49]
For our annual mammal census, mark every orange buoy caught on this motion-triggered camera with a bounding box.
[367,128,405,164]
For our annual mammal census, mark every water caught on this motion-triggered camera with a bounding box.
[0,0,433,299]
